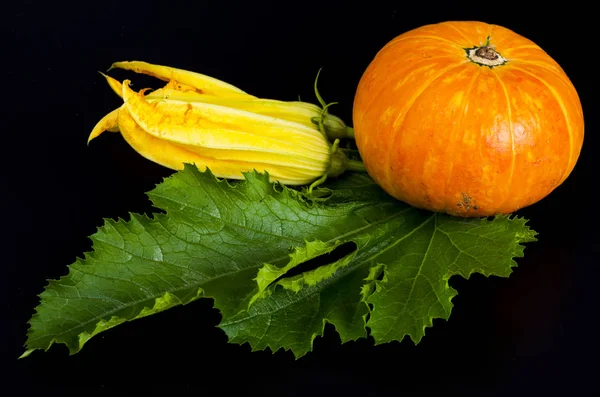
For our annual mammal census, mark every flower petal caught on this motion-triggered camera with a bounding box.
[120,80,330,157]
[117,106,323,185]
[88,108,120,144]
[110,60,255,99]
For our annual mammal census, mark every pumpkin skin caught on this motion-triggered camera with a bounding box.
[353,21,584,217]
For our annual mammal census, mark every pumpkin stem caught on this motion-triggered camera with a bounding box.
[466,44,508,68]
[475,46,499,60]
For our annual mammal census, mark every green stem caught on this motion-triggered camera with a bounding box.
[346,159,367,172]
[345,127,355,139]
[321,124,356,141]
[308,173,328,194]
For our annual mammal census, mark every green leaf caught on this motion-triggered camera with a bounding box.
[22,166,536,359]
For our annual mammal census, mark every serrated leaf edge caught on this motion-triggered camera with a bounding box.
[21,167,324,358]
[21,285,204,358]
[365,213,538,346]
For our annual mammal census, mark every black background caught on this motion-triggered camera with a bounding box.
[4,1,597,395]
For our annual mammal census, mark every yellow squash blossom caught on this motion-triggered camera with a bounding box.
[89,61,362,187]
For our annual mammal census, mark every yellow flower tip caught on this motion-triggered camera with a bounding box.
[106,62,121,73]
[121,80,152,102]
[121,79,133,99]
[88,108,120,145]
[87,128,103,146]
[121,80,149,107]
[97,71,124,98]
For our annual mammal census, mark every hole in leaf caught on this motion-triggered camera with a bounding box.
[274,241,358,282]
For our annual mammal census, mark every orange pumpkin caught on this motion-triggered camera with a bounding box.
[353,21,584,217]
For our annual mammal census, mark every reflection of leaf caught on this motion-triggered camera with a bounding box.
[22,167,536,359]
